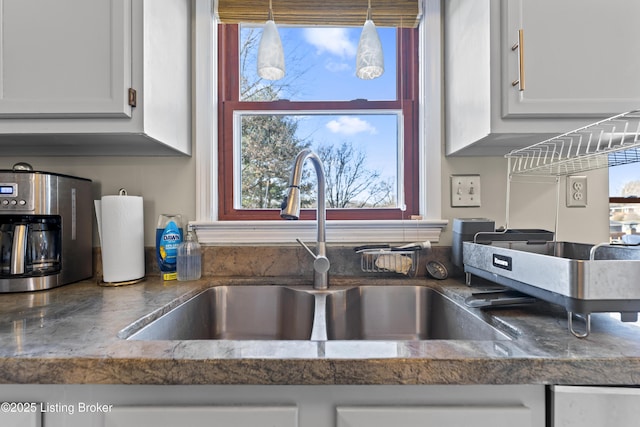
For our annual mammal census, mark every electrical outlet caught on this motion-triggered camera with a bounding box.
[451,174,481,207]
[567,176,587,207]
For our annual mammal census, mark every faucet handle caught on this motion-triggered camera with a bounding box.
[313,255,330,274]
[295,238,330,274]
[296,238,316,258]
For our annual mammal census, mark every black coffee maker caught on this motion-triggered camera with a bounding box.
[0,163,92,292]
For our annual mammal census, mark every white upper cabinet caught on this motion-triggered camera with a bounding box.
[0,0,190,156]
[0,0,131,118]
[503,0,640,118]
[445,0,640,156]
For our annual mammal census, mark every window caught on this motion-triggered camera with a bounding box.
[609,161,640,243]
[217,24,419,221]
[192,0,445,244]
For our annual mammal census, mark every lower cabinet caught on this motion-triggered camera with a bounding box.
[104,406,297,427]
[0,410,41,427]
[337,406,532,427]
[0,384,545,427]
[552,385,640,427]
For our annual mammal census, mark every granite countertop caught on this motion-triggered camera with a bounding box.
[1,275,640,385]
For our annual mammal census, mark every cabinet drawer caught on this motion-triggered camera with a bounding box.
[337,405,531,427]
[104,405,297,427]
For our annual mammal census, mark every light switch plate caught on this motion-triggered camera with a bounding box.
[450,174,481,207]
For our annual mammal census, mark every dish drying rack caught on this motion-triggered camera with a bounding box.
[483,110,640,337]
[506,110,640,176]
[502,109,640,238]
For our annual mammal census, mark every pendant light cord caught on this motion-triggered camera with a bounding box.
[367,0,372,20]
[268,0,274,21]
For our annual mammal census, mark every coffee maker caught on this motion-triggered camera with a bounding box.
[0,163,92,292]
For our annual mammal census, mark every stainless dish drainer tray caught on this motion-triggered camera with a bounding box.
[463,240,640,338]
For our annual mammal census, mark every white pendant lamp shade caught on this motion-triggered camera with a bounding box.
[257,19,285,80]
[356,19,384,80]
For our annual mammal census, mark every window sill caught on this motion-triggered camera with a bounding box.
[192,219,448,245]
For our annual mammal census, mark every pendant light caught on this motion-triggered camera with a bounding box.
[257,0,285,80]
[356,0,384,80]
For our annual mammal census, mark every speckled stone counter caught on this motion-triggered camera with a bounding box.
[1,275,640,385]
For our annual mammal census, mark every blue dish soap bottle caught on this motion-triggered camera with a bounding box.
[156,214,183,280]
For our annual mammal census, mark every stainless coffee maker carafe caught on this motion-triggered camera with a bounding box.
[0,163,92,292]
[0,216,61,276]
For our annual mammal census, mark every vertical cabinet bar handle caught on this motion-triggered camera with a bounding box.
[511,29,525,91]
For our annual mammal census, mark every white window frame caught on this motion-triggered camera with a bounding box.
[192,0,446,244]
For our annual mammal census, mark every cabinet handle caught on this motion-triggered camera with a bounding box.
[128,88,137,107]
[511,29,525,91]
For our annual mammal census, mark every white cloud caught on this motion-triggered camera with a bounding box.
[303,28,357,58]
[326,117,377,136]
[325,60,351,73]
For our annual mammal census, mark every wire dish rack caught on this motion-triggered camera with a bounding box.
[359,249,419,276]
[506,110,640,176]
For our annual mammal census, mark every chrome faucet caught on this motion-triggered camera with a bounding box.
[280,149,330,290]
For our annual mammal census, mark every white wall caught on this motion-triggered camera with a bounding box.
[441,156,610,245]
[0,156,196,247]
[2,152,610,248]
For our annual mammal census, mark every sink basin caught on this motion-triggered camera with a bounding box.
[326,286,509,340]
[125,285,509,341]
[127,286,315,340]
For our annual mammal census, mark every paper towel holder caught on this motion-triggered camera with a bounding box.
[95,189,146,287]
[99,277,145,287]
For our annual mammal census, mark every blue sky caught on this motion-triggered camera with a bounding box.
[610,162,640,196]
[242,25,399,186]
[276,27,397,101]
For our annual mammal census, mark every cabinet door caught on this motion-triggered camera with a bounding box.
[103,406,297,427]
[503,0,640,117]
[0,0,131,118]
[337,406,531,427]
[553,386,640,427]
[0,411,41,427]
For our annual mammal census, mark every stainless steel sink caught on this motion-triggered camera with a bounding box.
[127,286,315,340]
[326,286,510,340]
[125,285,509,341]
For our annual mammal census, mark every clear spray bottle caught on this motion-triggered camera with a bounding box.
[177,225,202,281]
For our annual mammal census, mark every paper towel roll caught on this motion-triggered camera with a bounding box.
[95,194,145,283]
